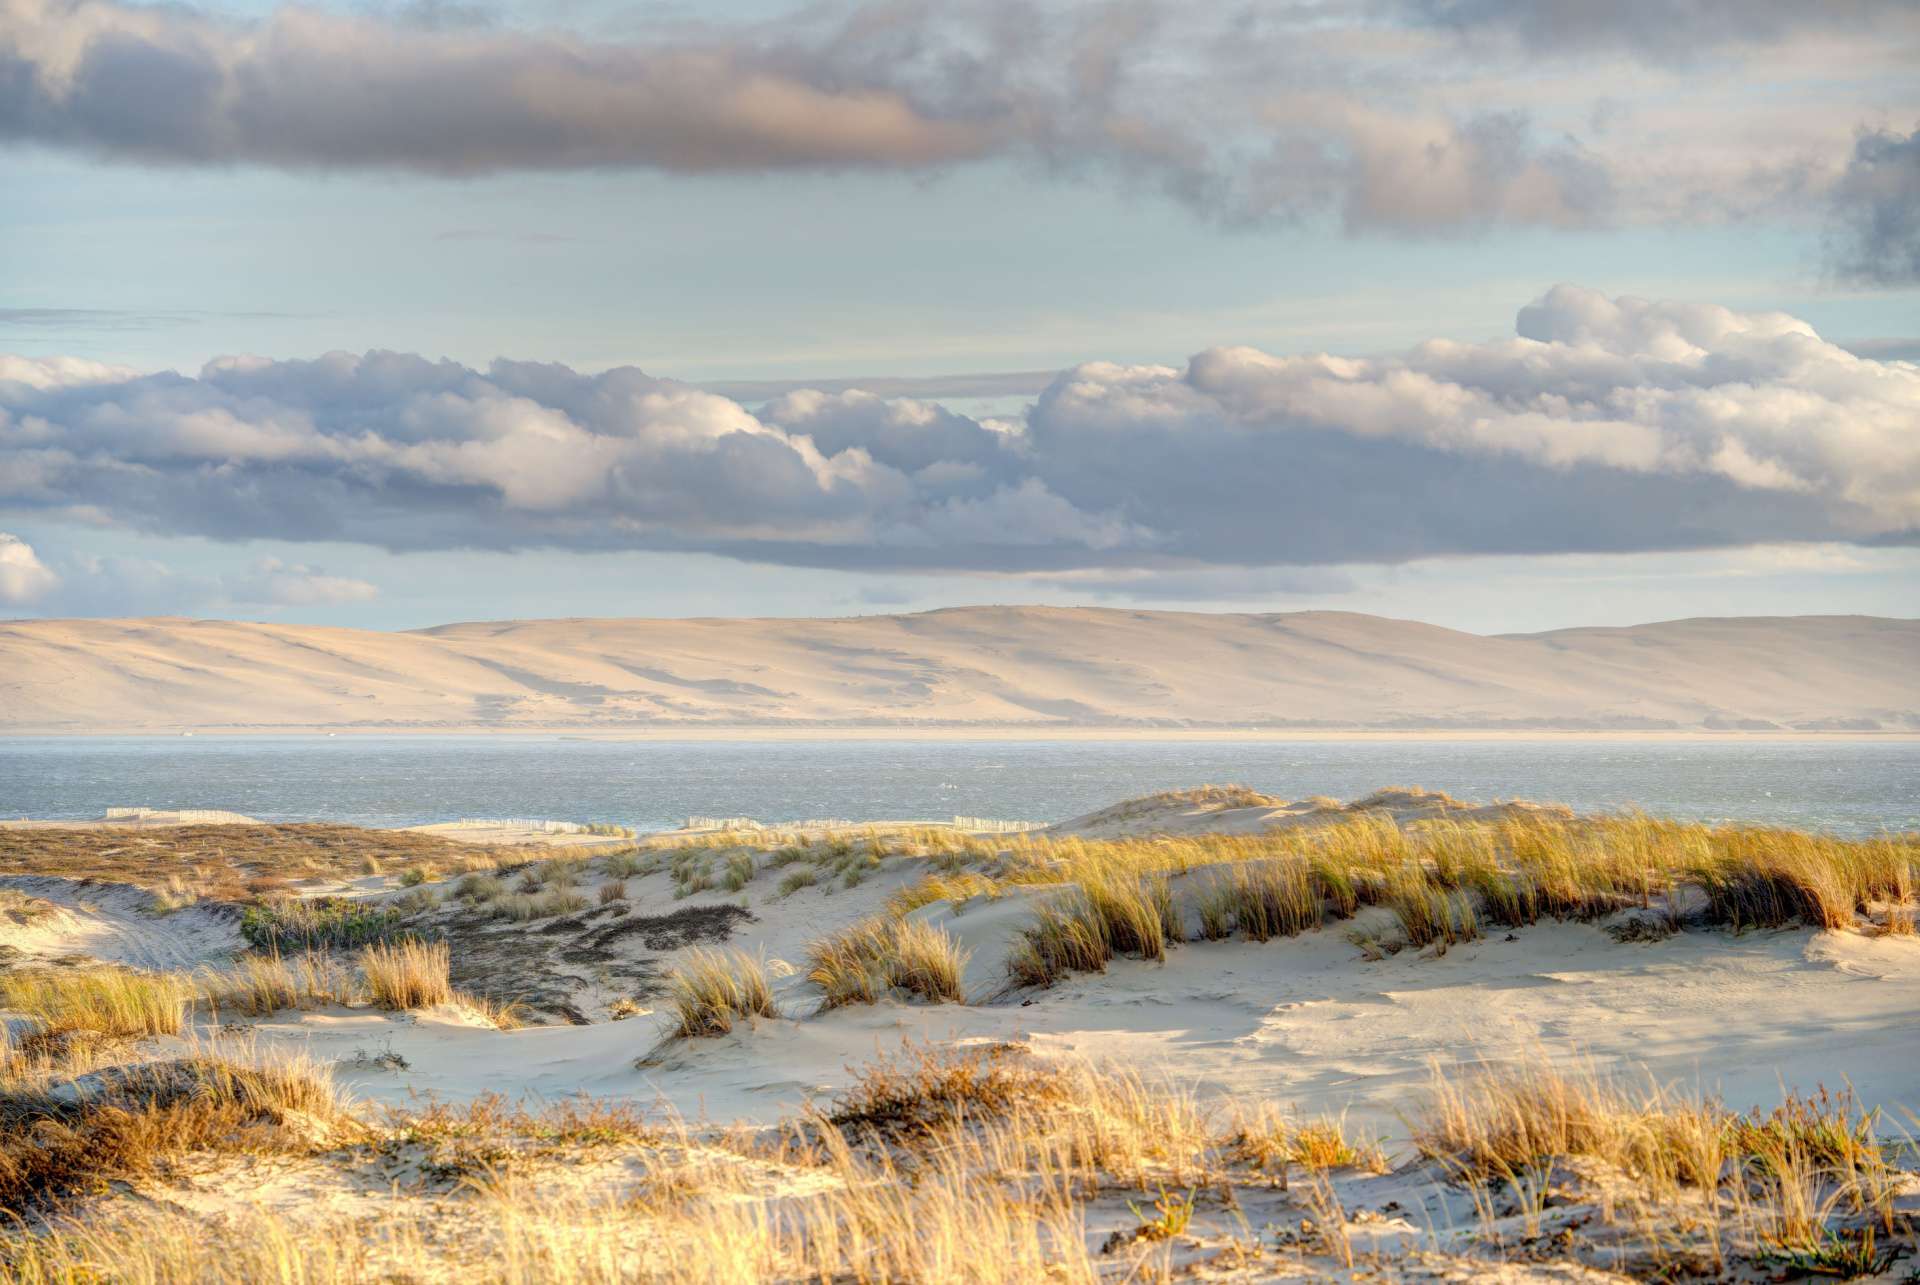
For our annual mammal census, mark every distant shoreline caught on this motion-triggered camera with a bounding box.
[4,726,1917,742]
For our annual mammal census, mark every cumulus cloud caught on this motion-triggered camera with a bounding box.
[1,286,1916,574]
[1,0,1912,239]
[0,530,58,603]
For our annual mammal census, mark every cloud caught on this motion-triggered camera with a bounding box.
[0,530,58,603]
[1829,126,1920,285]
[1409,0,1909,58]
[1033,565,1357,602]
[1843,338,1920,363]
[0,0,992,173]
[2,286,1916,574]
[5,543,377,615]
[0,352,138,389]
[224,556,378,605]
[1,0,1913,240]
[706,371,1055,404]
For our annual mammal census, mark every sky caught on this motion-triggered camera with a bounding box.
[0,0,1917,634]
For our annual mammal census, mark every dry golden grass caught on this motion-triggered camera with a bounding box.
[1414,1060,1899,1218]
[885,870,1002,916]
[805,917,970,1010]
[0,969,189,1045]
[663,947,776,1038]
[1221,1102,1386,1177]
[1200,858,1318,942]
[1004,891,1114,989]
[15,950,518,1033]
[0,823,512,903]
[0,1038,1909,1282]
[983,811,1920,988]
[822,1043,1072,1143]
[359,939,453,1011]
[198,951,359,1016]
[0,1045,349,1214]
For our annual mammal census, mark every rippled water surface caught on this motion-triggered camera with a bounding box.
[2,737,1915,835]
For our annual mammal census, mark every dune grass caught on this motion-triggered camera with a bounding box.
[984,811,1920,989]
[0,969,189,1044]
[805,917,970,1010]
[0,1044,350,1213]
[1411,1057,1905,1275]
[8,948,514,1039]
[663,947,776,1038]
[199,951,359,1017]
[0,1036,1910,1281]
[358,939,453,1011]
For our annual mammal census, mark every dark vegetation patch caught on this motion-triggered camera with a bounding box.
[579,904,756,955]
[239,897,405,952]
[440,903,757,1022]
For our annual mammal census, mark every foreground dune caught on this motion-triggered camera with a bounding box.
[2,787,1917,1280]
[3,608,1917,733]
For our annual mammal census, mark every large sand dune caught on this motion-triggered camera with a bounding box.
[1,607,1915,734]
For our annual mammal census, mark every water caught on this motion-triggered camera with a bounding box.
[1,737,1915,836]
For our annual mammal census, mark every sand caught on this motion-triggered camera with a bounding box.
[4,787,1913,1146]
[5,786,1919,1279]
[2,607,1916,734]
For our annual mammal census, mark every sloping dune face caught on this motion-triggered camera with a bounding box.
[0,609,1915,733]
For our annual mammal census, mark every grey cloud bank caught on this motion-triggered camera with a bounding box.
[1831,127,1920,286]
[2,0,1916,250]
[2,287,1916,576]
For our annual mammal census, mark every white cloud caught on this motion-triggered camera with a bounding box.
[0,354,138,390]
[1,286,1915,575]
[0,531,58,604]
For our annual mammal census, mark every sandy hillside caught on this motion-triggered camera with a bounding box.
[2,607,1916,733]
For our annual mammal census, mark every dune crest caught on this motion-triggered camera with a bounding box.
[1,607,1915,734]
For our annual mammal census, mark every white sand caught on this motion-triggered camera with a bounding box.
[0,875,241,969]
[184,893,1908,1155]
[2,607,1915,733]
[6,787,1916,1163]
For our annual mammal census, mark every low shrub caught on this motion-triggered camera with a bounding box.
[240,897,403,953]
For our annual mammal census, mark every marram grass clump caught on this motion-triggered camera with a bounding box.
[664,947,777,1038]
[806,918,970,1010]
[989,810,1920,989]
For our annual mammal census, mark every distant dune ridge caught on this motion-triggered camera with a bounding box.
[0,608,1915,734]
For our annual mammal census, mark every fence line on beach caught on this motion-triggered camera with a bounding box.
[681,814,1046,834]
[105,806,255,824]
[452,817,590,834]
